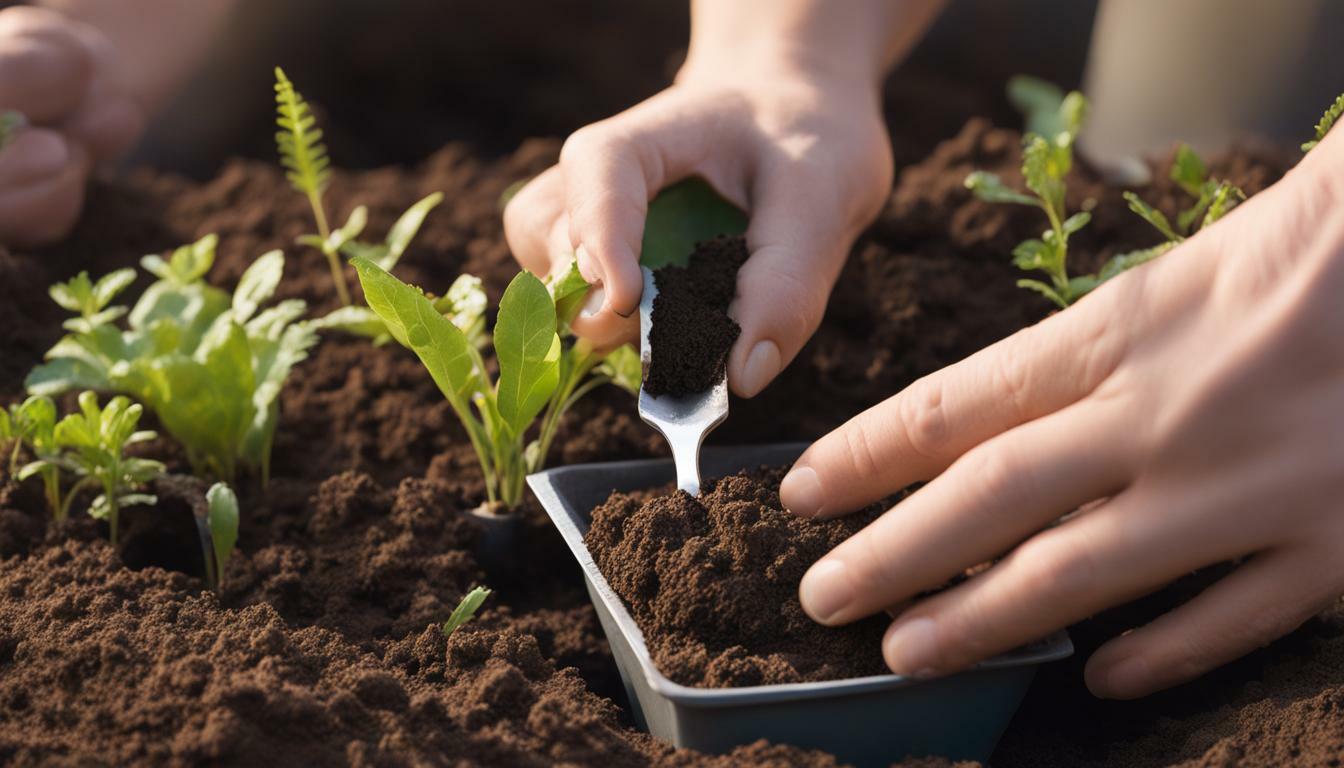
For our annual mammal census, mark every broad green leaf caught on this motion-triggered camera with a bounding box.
[352,257,481,409]
[494,271,561,437]
[246,299,308,340]
[442,586,492,636]
[241,321,317,472]
[378,192,444,272]
[309,305,389,340]
[206,482,239,579]
[142,234,218,284]
[232,250,285,323]
[1170,144,1208,197]
[640,178,747,269]
[1016,279,1069,309]
[49,272,94,313]
[129,281,230,352]
[1123,192,1181,243]
[26,357,112,397]
[964,171,1039,207]
[92,269,136,310]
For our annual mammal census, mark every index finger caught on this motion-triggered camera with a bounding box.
[781,286,1130,518]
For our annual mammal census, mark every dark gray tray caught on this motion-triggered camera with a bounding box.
[527,443,1073,766]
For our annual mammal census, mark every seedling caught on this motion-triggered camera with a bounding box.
[967,78,1183,308]
[442,586,492,636]
[52,392,163,544]
[3,396,64,517]
[26,235,318,482]
[203,482,238,591]
[274,67,466,346]
[1117,144,1245,269]
[0,110,24,151]
[353,257,624,510]
[1302,92,1344,153]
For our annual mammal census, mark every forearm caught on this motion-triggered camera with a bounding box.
[38,0,236,111]
[679,0,946,89]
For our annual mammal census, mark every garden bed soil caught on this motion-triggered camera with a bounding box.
[587,466,893,688]
[644,235,749,398]
[1,74,1340,767]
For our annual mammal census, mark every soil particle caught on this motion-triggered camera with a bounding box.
[587,466,895,687]
[644,235,749,398]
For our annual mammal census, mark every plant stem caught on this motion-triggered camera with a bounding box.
[308,191,352,306]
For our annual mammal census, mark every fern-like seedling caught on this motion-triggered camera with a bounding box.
[1303,92,1344,153]
[274,66,348,305]
[1116,143,1245,268]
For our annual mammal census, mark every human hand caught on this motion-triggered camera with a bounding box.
[503,64,893,397]
[0,6,145,247]
[782,133,1344,699]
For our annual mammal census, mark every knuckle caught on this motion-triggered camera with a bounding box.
[559,124,608,164]
[898,377,948,460]
[1014,537,1097,602]
[969,447,1032,504]
[840,420,884,482]
[991,348,1033,422]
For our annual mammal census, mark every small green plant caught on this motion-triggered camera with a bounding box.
[26,235,318,482]
[0,110,25,151]
[274,66,456,346]
[52,392,164,544]
[353,257,625,510]
[442,586,492,636]
[1116,144,1245,270]
[1302,92,1344,153]
[204,482,239,591]
[2,395,64,517]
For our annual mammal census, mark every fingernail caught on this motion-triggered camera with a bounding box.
[781,466,824,517]
[799,558,851,623]
[1096,655,1150,699]
[737,340,781,398]
[579,285,606,319]
[883,618,940,677]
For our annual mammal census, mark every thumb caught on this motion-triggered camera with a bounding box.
[728,166,853,398]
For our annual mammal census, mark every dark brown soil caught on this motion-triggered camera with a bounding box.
[0,43,1334,767]
[587,467,895,687]
[645,235,749,398]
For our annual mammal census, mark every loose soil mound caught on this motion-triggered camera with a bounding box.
[645,235,749,398]
[587,467,892,687]
[0,62,1333,765]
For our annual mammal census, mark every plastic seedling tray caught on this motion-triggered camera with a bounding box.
[527,443,1073,766]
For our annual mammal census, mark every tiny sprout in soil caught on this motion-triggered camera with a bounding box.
[442,586,492,637]
[204,482,239,591]
[26,235,317,483]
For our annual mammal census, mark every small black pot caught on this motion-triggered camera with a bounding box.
[527,443,1072,766]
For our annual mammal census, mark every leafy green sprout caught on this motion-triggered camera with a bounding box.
[442,586,492,636]
[274,66,447,337]
[1302,92,1344,153]
[27,235,318,483]
[204,482,238,591]
[51,392,164,544]
[2,396,64,517]
[1116,144,1245,270]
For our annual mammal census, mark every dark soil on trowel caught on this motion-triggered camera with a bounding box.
[644,235,749,398]
[0,44,1338,765]
[588,466,894,687]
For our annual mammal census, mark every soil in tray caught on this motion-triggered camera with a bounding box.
[643,235,749,398]
[587,466,897,687]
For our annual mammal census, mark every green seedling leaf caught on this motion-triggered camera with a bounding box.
[640,178,747,269]
[232,250,284,323]
[1302,92,1344,152]
[547,260,590,328]
[596,344,641,396]
[0,110,26,151]
[964,171,1040,207]
[352,257,480,409]
[442,586,492,636]
[1008,75,1065,138]
[309,305,390,341]
[494,271,561,437]
[206,482,239,589]
[1099,242,1176,282]
[1016,279,1069,309]
[1202,182,1245,228]
[141,234,218,285]
[1170,144,1208,197]
[377,192,444,272]
[1123,192,1181,243]
[435,274,488,344]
